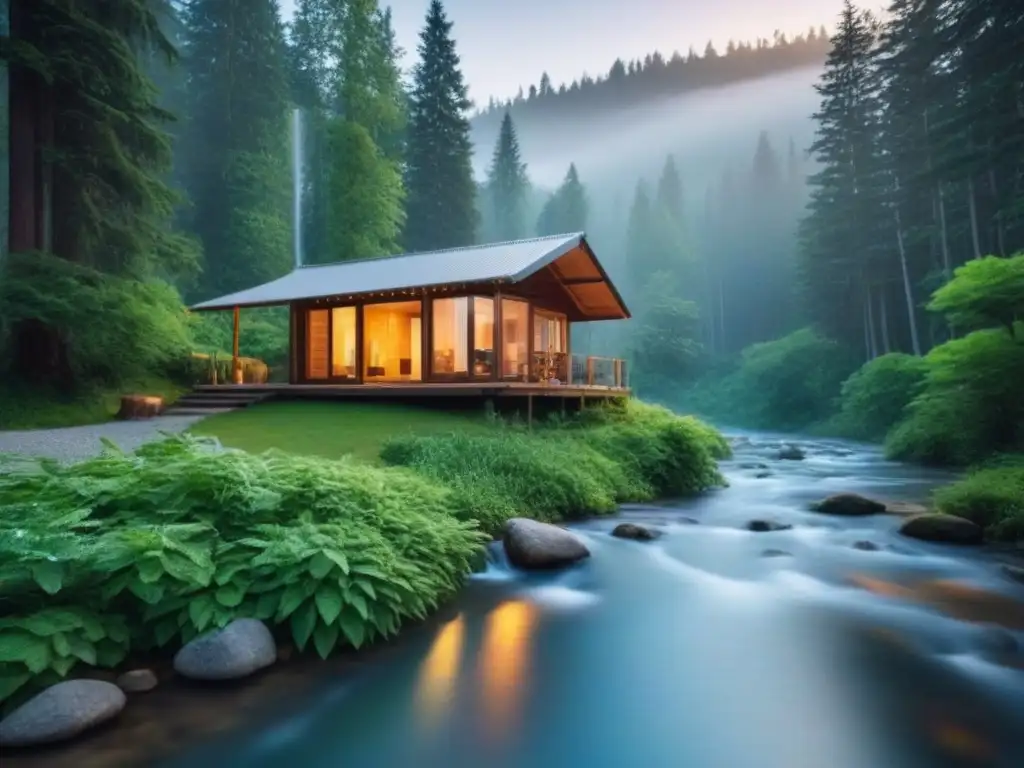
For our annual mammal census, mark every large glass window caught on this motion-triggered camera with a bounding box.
[501,299,529,379]
[534,310,566,354]
[432,297,468,375]
[330,306,357,379]
[306,309,329,380]
[363,301,421,381]
[473,297,494,376]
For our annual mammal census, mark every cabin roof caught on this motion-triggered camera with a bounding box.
[188,232,630,321]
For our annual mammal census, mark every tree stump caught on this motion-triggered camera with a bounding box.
[116,395,164,420]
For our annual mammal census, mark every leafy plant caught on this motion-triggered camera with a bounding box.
[830,353,929,441]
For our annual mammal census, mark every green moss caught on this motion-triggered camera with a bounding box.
[933,460,1024,542]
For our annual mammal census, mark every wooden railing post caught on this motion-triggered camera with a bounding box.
[614,358,622,388]
[586,356,594,386]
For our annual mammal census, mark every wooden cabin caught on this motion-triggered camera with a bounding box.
[189,233,631,400]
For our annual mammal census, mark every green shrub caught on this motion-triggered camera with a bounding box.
[885,329,1024,465]
[380,400,727,535]
[927,254,1024,337]
[681,328,857,431]
[0,437,485,706]
[933,461,1024,542]
[0,251,192,389]
[830,353,929,441]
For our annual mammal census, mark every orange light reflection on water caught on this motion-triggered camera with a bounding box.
[414,613,466,733]
[477,599,539,745]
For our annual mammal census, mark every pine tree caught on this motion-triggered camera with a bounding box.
[403,0,477,251]
[536,163,588,235]
[486,112,530,241]
[656,155,684,224]
[181,0,292,298]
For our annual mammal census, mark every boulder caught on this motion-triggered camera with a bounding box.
[852,540,880,552]
[811,493,887,516]
[0,680,126,747]
[611,522,660,541]
[898,514,984,545]
[738,462,768,470]
[777,445,805,461]
[747,520,793,533]
[503,518,590,570]
[116,669,158,693]
[754,471,772,479]
[173,618,277,681]
[760,549,793,558]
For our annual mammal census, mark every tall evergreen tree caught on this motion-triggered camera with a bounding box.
[536,163,588,235]
[486,112,530,241]
[403,0,477,251]
[656,154,684,224]
[181,0,292,298]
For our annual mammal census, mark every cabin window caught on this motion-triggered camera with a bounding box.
[432,297,469,375]
[305,309,329,380]
[362,300,422,381]
[501,299,529,378]
[330,306,357,379]
[533,310,566,354]
[473,297,495,376]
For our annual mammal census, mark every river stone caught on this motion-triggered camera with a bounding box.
[761,549,792,558]
[811,493,887,516]
[611,522,660,541]
[173,618,277,680]
[777,445,805,460]
[116,669,158,693]
[853,540,880,552]
[503,518,590,570]
[747,520,793,533]
[0,680,126,747]
[898,513,984,545]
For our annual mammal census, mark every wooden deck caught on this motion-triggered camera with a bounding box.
[193,382,630,399]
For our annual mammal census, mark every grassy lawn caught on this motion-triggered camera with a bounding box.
[188,400,498,461]
[0,377,187,430]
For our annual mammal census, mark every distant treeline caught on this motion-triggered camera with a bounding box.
[471,27,831,132]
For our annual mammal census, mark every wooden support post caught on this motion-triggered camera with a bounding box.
[527,394,533,430]
[232,306,242,384]
[614,359,622,388]
[586,356,594,386]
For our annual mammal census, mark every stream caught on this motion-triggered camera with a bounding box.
[162,433,1024,768]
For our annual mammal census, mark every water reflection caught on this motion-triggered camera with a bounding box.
[414,613,465,732]
[477,599,538,746]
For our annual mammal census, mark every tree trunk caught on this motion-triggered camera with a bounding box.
[865,284,879,360]
[879,288,891,354]
[988,167,1006,256]
[936,184,951,280]
[717,277,726,354]
[862,294,872,362]
[893,183,922,356]
[966,176,982,260]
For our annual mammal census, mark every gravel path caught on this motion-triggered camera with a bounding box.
[0,415,207,463]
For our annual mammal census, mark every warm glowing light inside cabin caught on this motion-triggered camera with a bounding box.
[362,300,421,381]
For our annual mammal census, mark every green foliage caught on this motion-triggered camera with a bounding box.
[485,112,530,241]
[684,328,856,431]
[536,163,587,236]
[885,329,1024,465]
[830,353,928,440]
[0,437,485,703]
[928,254,1024,337]
[630,271,703,395]
[324,119,405,261]
[380,400,727,535]
[934,460,1024,542]
[403,0,478,251]
[0,252,193,388]
[190,307,289,371]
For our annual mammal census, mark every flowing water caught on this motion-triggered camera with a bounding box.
[163,434,1024,767]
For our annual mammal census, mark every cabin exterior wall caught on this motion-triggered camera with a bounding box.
[287,283,573,386]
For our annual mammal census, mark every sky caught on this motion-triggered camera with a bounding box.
[279,0,850,104]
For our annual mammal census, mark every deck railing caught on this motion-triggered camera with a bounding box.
[567,353,628,388]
